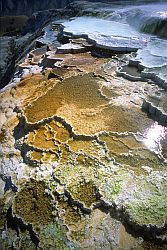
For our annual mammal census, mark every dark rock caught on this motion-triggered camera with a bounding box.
[0,0,71,16]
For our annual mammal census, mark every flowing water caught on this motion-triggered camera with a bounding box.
[63,0,167,84]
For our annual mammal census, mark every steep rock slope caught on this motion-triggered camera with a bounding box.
[0,0,71,16]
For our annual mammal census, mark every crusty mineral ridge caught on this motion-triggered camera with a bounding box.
[0,19,167,250]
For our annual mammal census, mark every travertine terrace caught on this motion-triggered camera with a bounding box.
[0,1,167,249]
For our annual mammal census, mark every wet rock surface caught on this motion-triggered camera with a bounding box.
[61,17,149,52]
[0,1,167,249]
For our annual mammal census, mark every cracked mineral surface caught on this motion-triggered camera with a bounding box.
[0,1,167,249]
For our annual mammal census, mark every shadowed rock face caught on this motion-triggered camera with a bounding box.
[0,0,71,16]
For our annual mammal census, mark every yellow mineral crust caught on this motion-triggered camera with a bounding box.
[41,151,59,163]
[27,126,58,151]
[24,73,108,124]
[30,150,43,162]
[59,52,106,73]
[57,103,107,135]
[25,119,72,163]
[68,139,101,158]
[99,134,145,155]
[99,134,130,155]
[56,103,153,135]
[22,73,152,135]
[48,120,70,142]
[15,74,59,107]
[99,133,166,174]
[102,105,153,134]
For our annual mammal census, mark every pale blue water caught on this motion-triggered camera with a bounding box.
[62,1,167,85]
[63,17,149,51]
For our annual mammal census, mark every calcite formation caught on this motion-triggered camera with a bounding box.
[0,3,167,249]
[61,17,149,52]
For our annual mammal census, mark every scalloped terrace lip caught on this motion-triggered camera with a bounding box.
[62,17,149,52]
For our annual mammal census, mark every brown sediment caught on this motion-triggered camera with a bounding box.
[101,85,119,99]
[99,134,145,155]
[46,52,106,76]
[24,80,64,123]
[0,198,6,228]
[102,105,153,134]
[14,180,53,225]
[120,136,144,149]
[57,198,82,227]
[59,74,105,109]
[58,104,152,136]
[17,74,45,88]
[57,102,153,136]
[99,133,166,174]
[59,144,71,164]
[0,131,5,143]
[75,154,99,169]
[67,180,98,209]
[64,56,96,66]
[49,67,69,78]
[59,52,99,71]
[99,134,130,155]
[113,148,166,173]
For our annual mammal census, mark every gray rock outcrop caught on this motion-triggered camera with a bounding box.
[0,0,72,16]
